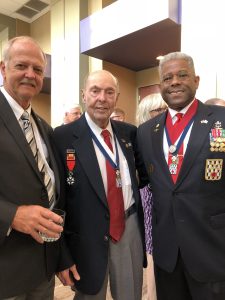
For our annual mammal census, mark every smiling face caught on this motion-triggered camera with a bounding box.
[159,58,200,111]
[0,38,46,109]
[82,70,119,128]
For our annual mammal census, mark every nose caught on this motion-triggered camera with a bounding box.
[98,89,106,101]
[24,66,36,78]
[170,74,180,85]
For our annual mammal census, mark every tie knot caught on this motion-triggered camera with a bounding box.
[176,113,183,120]
[21,111,30,130]
[21,111,30,121]
[101,129,111,139]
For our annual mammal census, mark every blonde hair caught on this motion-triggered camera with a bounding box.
[136,93,167,125]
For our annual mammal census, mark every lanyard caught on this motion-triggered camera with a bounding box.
[89,127,120,170]
[165,116,195,155]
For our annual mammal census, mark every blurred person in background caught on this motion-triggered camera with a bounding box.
[110,107,126,122]
[63,104,83,124]
[136,93,167,300]
[205,98,225,107]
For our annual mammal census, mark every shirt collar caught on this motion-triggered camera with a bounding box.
[0,86,32,120]
[168,98,195,119]
[85,112,113,137]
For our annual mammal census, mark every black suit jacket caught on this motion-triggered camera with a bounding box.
[0,91,61,298]
[53,114,147,294]
[138,100,225,282]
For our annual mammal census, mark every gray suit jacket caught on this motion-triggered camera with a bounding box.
[138,100,225,282]
[0,91,61,298]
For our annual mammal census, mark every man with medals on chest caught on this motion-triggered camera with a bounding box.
[53,70,147,300]
[137,52,225,300]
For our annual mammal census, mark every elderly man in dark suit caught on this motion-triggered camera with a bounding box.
[137,52,225,300]
[0,36,63,299]
[53,70,147,300]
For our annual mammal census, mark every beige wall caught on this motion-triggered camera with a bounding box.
[103,61,136,124]
[30,12,51,124]
[30,12,51,54]
[32,93,51,124]
[16,19,30,36]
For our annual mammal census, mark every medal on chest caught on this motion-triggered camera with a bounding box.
[66,149,76,185]
[115,169,122,188]
[169,155,179,175]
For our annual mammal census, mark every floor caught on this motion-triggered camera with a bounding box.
[54,269,148,300]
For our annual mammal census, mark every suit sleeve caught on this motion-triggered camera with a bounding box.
[0,199,18,243]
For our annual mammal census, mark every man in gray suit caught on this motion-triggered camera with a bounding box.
[0,36,63,299]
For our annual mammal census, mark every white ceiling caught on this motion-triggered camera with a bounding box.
[0,0,50,24]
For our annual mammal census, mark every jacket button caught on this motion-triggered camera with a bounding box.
[105,213,110,220]
[104,235,109,242]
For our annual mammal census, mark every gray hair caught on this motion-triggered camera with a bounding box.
[2,36,46,65]
[136,93,167,125]
[64,103,83,113]
[158,52,195,80]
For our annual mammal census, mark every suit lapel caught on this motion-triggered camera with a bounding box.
[71,116,107,207]
[176,102,214,185]
[0,93,41,178]
[151,112,174,185]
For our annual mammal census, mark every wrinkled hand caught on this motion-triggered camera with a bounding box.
[11,205,63,243]
[57,265,80,286]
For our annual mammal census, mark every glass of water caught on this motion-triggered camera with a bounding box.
[39,208,65,242]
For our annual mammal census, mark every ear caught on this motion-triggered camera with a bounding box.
[115,92,120,103]
[194,75,200,89]
[0,61,6,80]
[81,89,86,103]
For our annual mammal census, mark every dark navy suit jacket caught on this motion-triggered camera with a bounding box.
[53,114,147,294]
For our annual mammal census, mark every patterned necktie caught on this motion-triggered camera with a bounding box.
[21,111,54,207]
[101,129,125,242]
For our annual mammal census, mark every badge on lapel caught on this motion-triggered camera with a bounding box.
[121,138,132,148]
[154,123,160,132]
[66,149,76,185]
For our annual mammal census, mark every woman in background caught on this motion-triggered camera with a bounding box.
[136,93,167,300]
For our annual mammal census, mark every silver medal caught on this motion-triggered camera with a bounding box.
[169,145,177,154]
[116,169,122,188]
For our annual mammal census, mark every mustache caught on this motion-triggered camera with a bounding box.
[20,79,36,86]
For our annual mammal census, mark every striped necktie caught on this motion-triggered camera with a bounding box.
[21,111,55,207]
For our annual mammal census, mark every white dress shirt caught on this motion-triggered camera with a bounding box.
[85,112,135,210]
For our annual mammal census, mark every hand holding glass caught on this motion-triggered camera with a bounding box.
[39,208,65,242]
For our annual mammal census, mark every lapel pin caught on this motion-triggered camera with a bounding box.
[125,142,132,148]
[200,120,208,124]
[154,123,160,132]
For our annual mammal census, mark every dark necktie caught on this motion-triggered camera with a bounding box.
[101,129,125,242]
[21,111,54,207]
